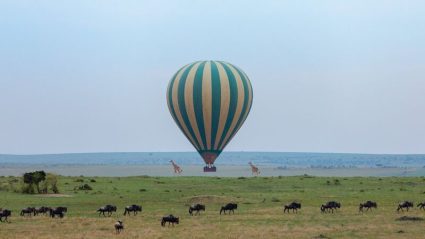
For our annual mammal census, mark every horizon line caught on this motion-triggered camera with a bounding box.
[1,151,425,156]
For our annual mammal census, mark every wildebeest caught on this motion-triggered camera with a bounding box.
[417,202,425,210]
[20,207,36,216]
[35,206,50,216]
[359,201,377,212]
[283,202,301,213]
[161,215,179,227]
[49,207,67,218]
[97,205,117,217]
[189,204,205,216]
[0,209,12,222]
[220,203,238,215]
[114,220,124,233]
[123,205,142,216]
[397,201,413,212]
[321,201,341,213]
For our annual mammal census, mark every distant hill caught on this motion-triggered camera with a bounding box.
[1,152,424,168]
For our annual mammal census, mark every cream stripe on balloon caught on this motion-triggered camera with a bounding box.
[213,62,231,150]
[171,64,200,151]
[202,61,212,150]
[184,62,205,149]
[218,63,245,151]
[166,64,188,112]
[238,66,253,121]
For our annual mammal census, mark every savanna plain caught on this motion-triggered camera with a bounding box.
[1,175,425,239]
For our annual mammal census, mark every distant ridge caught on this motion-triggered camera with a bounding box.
[1,152,424,168]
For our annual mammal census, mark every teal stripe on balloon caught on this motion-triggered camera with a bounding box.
[209,61,221,150]
[177,62,201,150]
[216,61,238,149]
[193,62,207,149]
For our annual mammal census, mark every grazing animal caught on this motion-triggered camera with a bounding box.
[359,201,377,212]
[35,206,50,216]
[417,202,425,210]
[98,205,117,217]
[248,161,260,175]
[20,207,36,216]
[220,203,238,215]
[169,160,183,174]
[0,209,12,222]
[161,215,179,227]
[397,201,414,212]
[124,205,142,216]
[284,202,301,213]
[189,204,205,216]
[321,204,330,213]
[114,220,124,233]
[49,207,67,218]
[321,201,341,213]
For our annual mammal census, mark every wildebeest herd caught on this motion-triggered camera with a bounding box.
[1,200,425,234]
[17,206,67,218]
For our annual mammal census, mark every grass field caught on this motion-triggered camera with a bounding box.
[1,175,425,238]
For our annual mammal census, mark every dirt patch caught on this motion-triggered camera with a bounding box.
[35,194,73,198]
[396,216,424,221]
[185,195,236,205]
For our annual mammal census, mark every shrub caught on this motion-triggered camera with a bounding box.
[40,173,60,194]
[90,179,96,183]
[21,183,35,194]
[76,184,93,191]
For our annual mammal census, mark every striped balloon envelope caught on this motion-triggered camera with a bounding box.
[167,61,253,171]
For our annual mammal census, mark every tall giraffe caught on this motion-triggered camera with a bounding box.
[248,161,260,175]
[169,160,183,174]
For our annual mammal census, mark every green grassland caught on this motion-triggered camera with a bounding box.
[1,175,425,238]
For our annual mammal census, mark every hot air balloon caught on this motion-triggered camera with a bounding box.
[167,61,253,172]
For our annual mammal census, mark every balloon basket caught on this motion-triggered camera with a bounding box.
[203,166,217,172]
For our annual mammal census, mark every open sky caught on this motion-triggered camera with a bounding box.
[1,0,424,155]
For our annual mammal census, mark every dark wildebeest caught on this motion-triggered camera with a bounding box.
[417,202,425,210]
[35,206,50,216]
[123,205,142,216]
[189,204,205,216]
[321,201,341,213]
[283,202,301,213]
[20,207,36,216]
[0,209,12,222]
[49,207,67,218]
[220,203,238,215]
[114,220,124,233]
[397,201,413,212]
[97,205,117,217]
[161,215,179,227]
[359,201,377,212]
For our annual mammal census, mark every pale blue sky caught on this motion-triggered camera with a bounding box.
[1,0,424,154]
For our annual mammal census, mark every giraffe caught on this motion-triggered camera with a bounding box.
[248,161,260,175]
[169,160,183,174]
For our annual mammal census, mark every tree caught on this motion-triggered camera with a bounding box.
[22,171,47,194]
[32,171,46,193]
